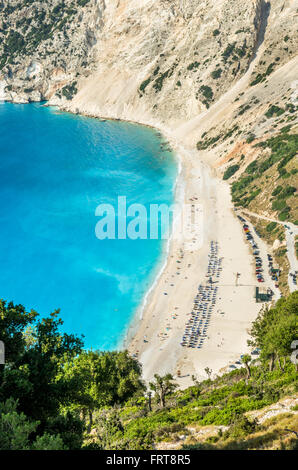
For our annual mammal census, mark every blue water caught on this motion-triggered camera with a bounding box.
[0,102,177,349]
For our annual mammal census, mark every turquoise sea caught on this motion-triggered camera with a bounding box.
[0,103,177,349]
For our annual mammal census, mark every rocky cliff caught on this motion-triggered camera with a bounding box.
[1,0,297,290]
[1,1,296,123]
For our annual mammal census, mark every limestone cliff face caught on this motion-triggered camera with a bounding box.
[0,2,297,298]
[0,1,297,174]
[58,0,266,125]
[0,0,103,103]
[54,0,297,128]
[1,1,296,127]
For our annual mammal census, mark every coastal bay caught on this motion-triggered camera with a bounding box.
[0,102,177,350]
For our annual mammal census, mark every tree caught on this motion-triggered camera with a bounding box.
[149,374,177,408]
[93,409,153,450]
[0,301,84,447]
[0,300,38,367]
[31,433,65,451]
[95,409,125,450]
[62,350,145,430]
[146,391,152,412]
[9,310,83,423]
[241,354,252,382]
[249,292,298,371]
[43,411,84,450]
[0,398,64,450]
[204,367,212,380]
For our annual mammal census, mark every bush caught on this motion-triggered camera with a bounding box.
[224,415,258,440]
[61,82,78,100]
[246,134,255,144]
[272,199,288,211]
[265,105,285,118]
[222,43,236,62]
[140,78,151,93]
[199,85,213,101]
[266,222,277,232]
[223,165,240,180]
[245,161,258,174]
[272,186,283,196]
[211,68,222,79]
[187,62,200,71]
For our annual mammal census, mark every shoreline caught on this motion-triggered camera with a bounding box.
[122,143,184,350]
[5,100,264,389]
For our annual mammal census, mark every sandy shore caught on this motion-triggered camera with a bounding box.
[56,70,276,388]
[56,99,266,388]
[126,134,263,389]
[47,33,298,390]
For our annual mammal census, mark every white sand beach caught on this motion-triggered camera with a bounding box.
[126,138,263,388]
[59,37,298,389]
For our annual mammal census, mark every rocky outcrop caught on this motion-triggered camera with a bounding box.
[0,1,297,151]
[1,1,296,122]
[0,0,102,103]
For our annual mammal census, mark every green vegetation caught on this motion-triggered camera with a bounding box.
[223,164,240,180]
[0,0,92,72]
[0,301,144,450]
[248,292,297,371]
[139,78,151,94]
[0,291,297,450]
[246,133,255,143]
[197,134,221,150]
[222,43,236,62]
[198,85,214,108]
[232,131,298,222]
[61,82,78,100]
[153,69,171,92]
[187,61,200,71]
[139,63,178,95]
[211,68,222,79]
[250,63,275,86]
[221,41,248,64]
[199,85,213,100]
[197,126,239,151]
[266,222,277,232]
[265,105,285,118]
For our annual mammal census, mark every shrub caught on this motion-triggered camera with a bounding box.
[246,134,255,144]
[266,222,277,232]
[272,199,288,211]
[223,164,240,180]
[211,68,222,79]
[187,62,200,71]
[272,186,283,196]
[224,415,258,440]
[245,161,258,174]
[139,78,151,93]
[199,85,213,101]
[222,43,236,62]
[61,82,78,100]
[265,105,285,118]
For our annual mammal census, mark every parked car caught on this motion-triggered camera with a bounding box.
[251,348,261,355]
